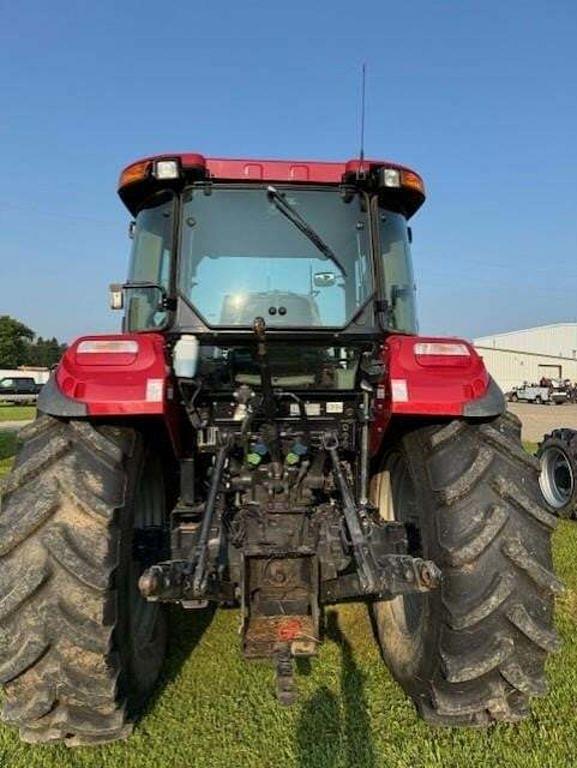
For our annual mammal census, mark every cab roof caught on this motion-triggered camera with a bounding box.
[118,153,426,216]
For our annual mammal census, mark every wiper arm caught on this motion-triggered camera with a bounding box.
[266,185,348,276]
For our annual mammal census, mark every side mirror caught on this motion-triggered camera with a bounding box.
[109,283,124,310]
[313,272,337,288]
[128,221,136,239]
[390,284,414,306]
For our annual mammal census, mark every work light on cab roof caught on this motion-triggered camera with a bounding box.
[117,153,426,218]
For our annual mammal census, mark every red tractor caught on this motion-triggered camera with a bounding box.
[0,154,562,745]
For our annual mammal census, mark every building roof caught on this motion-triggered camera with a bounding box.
[474,322,577,344]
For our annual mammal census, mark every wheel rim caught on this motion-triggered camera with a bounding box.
[540,446,574,509]
[373,451,424,638]
[128,455,165,681]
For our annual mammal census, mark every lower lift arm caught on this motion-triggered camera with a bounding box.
[323,433,441,602]
[139,438,232,602]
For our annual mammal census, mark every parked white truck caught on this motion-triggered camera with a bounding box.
[506,384,567,405]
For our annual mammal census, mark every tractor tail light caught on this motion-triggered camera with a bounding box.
[77,340,139,354]
[75,339,140,366]
[414,342,471,368]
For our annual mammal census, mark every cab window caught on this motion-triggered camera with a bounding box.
[378,209,418,333]
[125,192,175,331]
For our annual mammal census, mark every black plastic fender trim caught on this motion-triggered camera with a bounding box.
[463,377,506,418]
[37,375,88,418]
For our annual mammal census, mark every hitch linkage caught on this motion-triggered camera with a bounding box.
[323,433,442,601]
[139,438,230,603]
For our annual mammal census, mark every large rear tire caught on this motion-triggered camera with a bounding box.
[370,412,562,725]
[0,416,167,745]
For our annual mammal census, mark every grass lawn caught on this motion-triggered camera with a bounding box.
[0,405,36,422]
[0,443,575,767]
[0,432,17,480]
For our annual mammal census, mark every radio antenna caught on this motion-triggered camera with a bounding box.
[359,63,367,168]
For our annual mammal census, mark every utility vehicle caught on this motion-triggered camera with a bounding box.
[0,154,561,745]
[507,384,567,405]
[0,376,42,405]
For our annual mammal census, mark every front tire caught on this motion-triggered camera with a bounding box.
[537,429,577,518]
[0,416,168,745]
[370,413,562,725]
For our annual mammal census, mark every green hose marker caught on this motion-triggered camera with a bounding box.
[246,452,262,466]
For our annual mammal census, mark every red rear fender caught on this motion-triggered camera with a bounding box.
[55,333,170,415]
[38,333,182,452]
[370,334,504,454]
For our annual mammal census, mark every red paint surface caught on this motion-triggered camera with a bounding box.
[369,334,491,454]
[277,618,304,642]
[57,333,169,416]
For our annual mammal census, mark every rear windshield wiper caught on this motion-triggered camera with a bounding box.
[266,185,347,276]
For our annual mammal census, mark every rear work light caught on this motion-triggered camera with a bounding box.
[378,166,426,195]
[77,340,139,354]
[382,168,401,188]
[153,159,180,180]
[414,342,471,367]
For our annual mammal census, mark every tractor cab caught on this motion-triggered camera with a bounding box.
[114,154,424,342]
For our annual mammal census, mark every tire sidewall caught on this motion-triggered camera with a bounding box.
[115,437,168,706]
[371,437,444,695]
[372,414,558,725]
[537,435,577,518]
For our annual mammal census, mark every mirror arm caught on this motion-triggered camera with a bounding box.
[109,281,175,313]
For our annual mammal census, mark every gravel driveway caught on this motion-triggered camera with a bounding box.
[507,402,577,443]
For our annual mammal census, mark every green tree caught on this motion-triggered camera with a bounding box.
[0,315,34,368]
[25,336,67,368]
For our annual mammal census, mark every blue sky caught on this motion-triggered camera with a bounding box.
[0,0,575,342]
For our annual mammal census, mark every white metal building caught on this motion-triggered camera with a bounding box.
[0,367,50,385]
[473,323,577,392]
